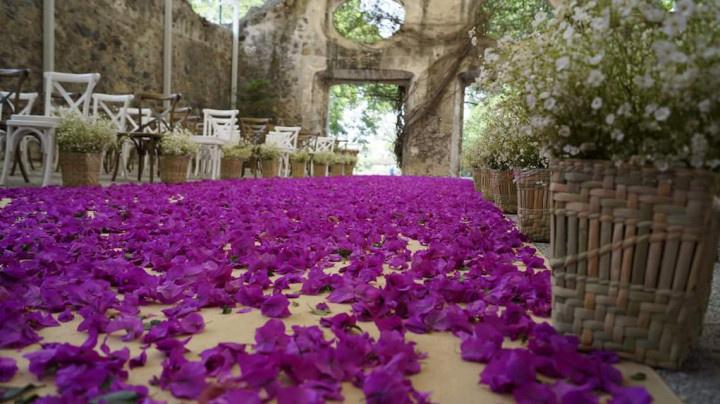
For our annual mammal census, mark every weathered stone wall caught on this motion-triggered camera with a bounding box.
[1,0,232,110]
[236,0,484,176]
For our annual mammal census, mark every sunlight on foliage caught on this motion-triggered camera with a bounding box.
[333,0,405,44]
[189,0,266,24]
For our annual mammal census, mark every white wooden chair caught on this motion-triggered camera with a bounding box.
[92,94,133,179]
[191,109,238,179]
[1,72,100,186]
[265,128,299,177]
[310,136,335,176]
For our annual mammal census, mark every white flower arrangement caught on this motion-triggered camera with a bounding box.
[477,0,720,170]
[160,128,199,157]
[312,151,339,165]
[57,112,116,153]
[222,144,253,160]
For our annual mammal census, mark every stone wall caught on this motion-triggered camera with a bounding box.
[236,0,485,176]
[1,0,232,110]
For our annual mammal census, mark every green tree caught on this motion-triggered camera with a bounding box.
[333,0,404,44]
[189,0,266,24]
[328,84,401,147]
[478,0,552,39]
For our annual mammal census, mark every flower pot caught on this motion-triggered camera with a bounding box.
[473,167,493,199]
[221,158,245,179]
[261,159,280,178]
[514,168,550,242]
[330,163,344,177]
[313,163,328,177]
[489,169,517,213]
[59,151,102,186]
[159,155,190,184]
[343,164,354,176]
[291,161,306,178]
[549,159,720,369]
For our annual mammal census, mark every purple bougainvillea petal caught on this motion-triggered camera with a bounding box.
[0,356,18,382]
[260,294,291,318]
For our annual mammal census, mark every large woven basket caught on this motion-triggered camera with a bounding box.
[515,168,551,242]
[313,163,328,177]
[291,161,306,178]
[330,163,344,177]
[490,169,517,213]
[344,164,354,176]
[261,159,280,178]
[221,158,245,179]
[473,167,493,200]
[549,159,720,369]
[159,155,190,184]
[59,152,102,186]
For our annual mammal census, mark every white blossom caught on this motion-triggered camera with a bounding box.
[606,114,616,125]
[588,52,604,65]
[676,0,696,17]
[544,97,557,110]
[559,125,571,138]
[699,99,712,113]
[662,15,688,37]
[556,56,570,71]
[526,95,537,109]
[587,70,605,87]
[654,107,671,121]
[611,129,625,141]
[591,97,603,110]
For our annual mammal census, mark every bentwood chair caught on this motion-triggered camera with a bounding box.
[240,117,271,144]
[1,72,100,186]
[92,93,134,178]
[0,68,37,183]
[112,92,181,182]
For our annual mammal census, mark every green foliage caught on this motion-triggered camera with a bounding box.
[238,79,275,118]
[222,144,253,160]
[328,83,401,147]
[333,0,404,45]
[290,150,311,163]
[160,128,199,156]
[478,0,552,39]
[313,151,339,165]
[255,144,281,161]
[57,112,116,153]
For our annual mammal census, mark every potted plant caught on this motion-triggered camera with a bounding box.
[343,154,357,176]
[312,151,335,177]
[221,144,253,179]
[330,153,344,176]
[57,112,116,186]
[159,128,198,184]
[256,144,281,178]
[478,0,720,368]
[289,150,310,178]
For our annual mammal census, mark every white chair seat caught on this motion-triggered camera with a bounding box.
[191,136,226,146]
[8,115,61,127]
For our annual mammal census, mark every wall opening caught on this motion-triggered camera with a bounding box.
[460,83,485,177]
[333,0,405,45]
[328,83,405,175]
[188,0,267,25]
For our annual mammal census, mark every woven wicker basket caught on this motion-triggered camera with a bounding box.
[344,164,354,176]
[313,163,327,177]
[515,168,551,242]
[59,152,102,186]
[260,159,280,178]
[291,161,306,178]
[473,167,493,199]
[549,159,720,369]
[330,163,344,177]
[221,158,245,179]
[490,169,518,213]
[159,155,190,184]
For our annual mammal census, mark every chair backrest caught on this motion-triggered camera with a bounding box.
[92,93,134,132]
[125,107,153,132]
[203,109,239,142]
[240,117,271,144]
[314,136,335,152]
[44,72,100,117]
[265,130,297,151]
[0,92,37,121]
[272,126,301,149]
[134,92,181,133]
[0,68,32,120]
[172,106,192,130]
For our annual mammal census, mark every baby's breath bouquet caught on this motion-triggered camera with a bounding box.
[160,128,199,156]
[289,150,311,163]
[255,144,281,161]
[465,94,547,171]
[222,144,253,160]
[57,112,116,153]
[312,151,338,165]
[478,0,720,170]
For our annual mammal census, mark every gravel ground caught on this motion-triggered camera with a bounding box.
[530,239,720,403]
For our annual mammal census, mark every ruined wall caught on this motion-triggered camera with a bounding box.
[1,0,232,110]
[236,0,484,176]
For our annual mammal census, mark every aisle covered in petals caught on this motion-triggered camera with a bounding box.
[0,177,671,403]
